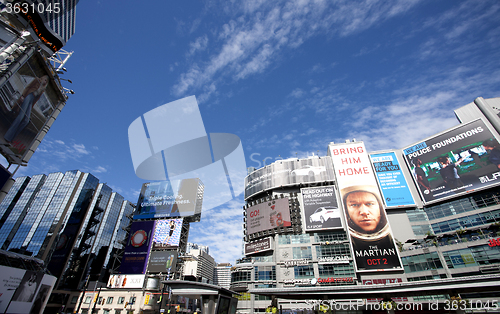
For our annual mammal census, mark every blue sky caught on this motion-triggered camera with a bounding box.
[1,0,500,264]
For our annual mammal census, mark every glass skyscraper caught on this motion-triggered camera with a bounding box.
[0,170,134,292]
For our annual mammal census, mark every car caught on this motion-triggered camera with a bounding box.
[290,165,325,177]
[309,206,340,223]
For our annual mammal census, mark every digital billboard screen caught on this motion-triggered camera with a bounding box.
[152,218,183,249]
[329,142,403,272]
[301,186,342,231]
[119,221,155,274]
[148,250,178,274]
[0,52,64,164]
[134,178,203,220]
[245,157,335,200]
[246,197,291,235]
[403,119,500,204]
[370,152,415,207]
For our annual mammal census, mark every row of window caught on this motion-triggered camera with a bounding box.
[277,231,348,245]
[80,296,135,305]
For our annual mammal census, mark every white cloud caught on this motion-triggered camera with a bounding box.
[188,35,209,56]
[172,0,422,101]
[93,166,107,173]
[72,143,90,155]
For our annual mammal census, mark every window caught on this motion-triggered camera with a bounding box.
[294,265,314,278]
[254,266,276,281]
[129,296,136,304]
[117,297,125,304]
[292,246,312,259]
[84,296,92,304]
[98,297,103,304]
[104,310,110,314]
[71,296,79,304]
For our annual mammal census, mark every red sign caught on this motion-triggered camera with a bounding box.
[488,238,500,247]
[317,277,353,284]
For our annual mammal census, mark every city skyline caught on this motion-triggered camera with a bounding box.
[1,0,499,264]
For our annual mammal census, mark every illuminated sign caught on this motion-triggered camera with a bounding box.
[315,277,354,284]
[488,238,500,247]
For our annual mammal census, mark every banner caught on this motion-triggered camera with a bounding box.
[403,119,500,204]
[370,152,415,207]
[301,186,342,231]
[329,142,403,272]
[246,198,291,235]
[119,221,155,274]
[152,219,183,249]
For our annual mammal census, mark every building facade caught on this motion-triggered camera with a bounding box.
[0,170,134,313]
[214,263,232,290]
[183,248,216,284]
[233,97,500,313]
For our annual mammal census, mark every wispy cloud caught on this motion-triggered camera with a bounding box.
[172,0,422,101]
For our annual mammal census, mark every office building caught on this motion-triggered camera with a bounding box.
[187,242,210,254]
[0,170,134,313]
[183,248,216,284]
[214,263,232,290]
[233,97,500,313]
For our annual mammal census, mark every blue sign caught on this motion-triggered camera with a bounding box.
[370,152,415,207]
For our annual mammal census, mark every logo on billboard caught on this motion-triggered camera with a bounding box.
[128,96,246,212]
[131,230,148,247]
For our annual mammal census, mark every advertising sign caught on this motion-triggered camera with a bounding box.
[134,178,203,220]
[0,266,56,314]
[107,274,145,289]
[152,218,183,249]
[245,157,335,200]
[119,221,155,274]
[363,278,408,302]
[244,237,272,255]
[403,119,500,204]
[0,52,64,164]
[370,152,415,207]
[148,251,178,274]
[301,186,342,231]
[246,198,291,235]
[329,142,403,272]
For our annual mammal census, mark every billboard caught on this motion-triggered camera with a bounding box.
[148,250,177,274]
[134,178,203,220]
[244,237,272,255]
[370,152,415,207]
[403,119,500,204]
[107,274,145,289]
[119,221,155,274]
[246,197,291,235]
[301,186,342,231]
[329,142,403,272]
[152,219,183,249]
[0,52,65,164]
[245,156,335,200]
[0,266,56,314]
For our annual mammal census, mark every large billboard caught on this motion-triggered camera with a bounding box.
[370,152,415,208]
[0,266,56,314]
[119,221,155,274]
[0,51,65,164]
[152,218,183,249]
[403,119,500,204]
[245,156,335,200]
[329,142,403,272]
[301,186,342,231]
[148,250,178,274]
[134,178,203,220]
[246,197,291,235]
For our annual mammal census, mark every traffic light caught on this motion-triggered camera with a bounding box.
[144,295,150,305]
[93,294,98,303]
[124,302,128,308]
